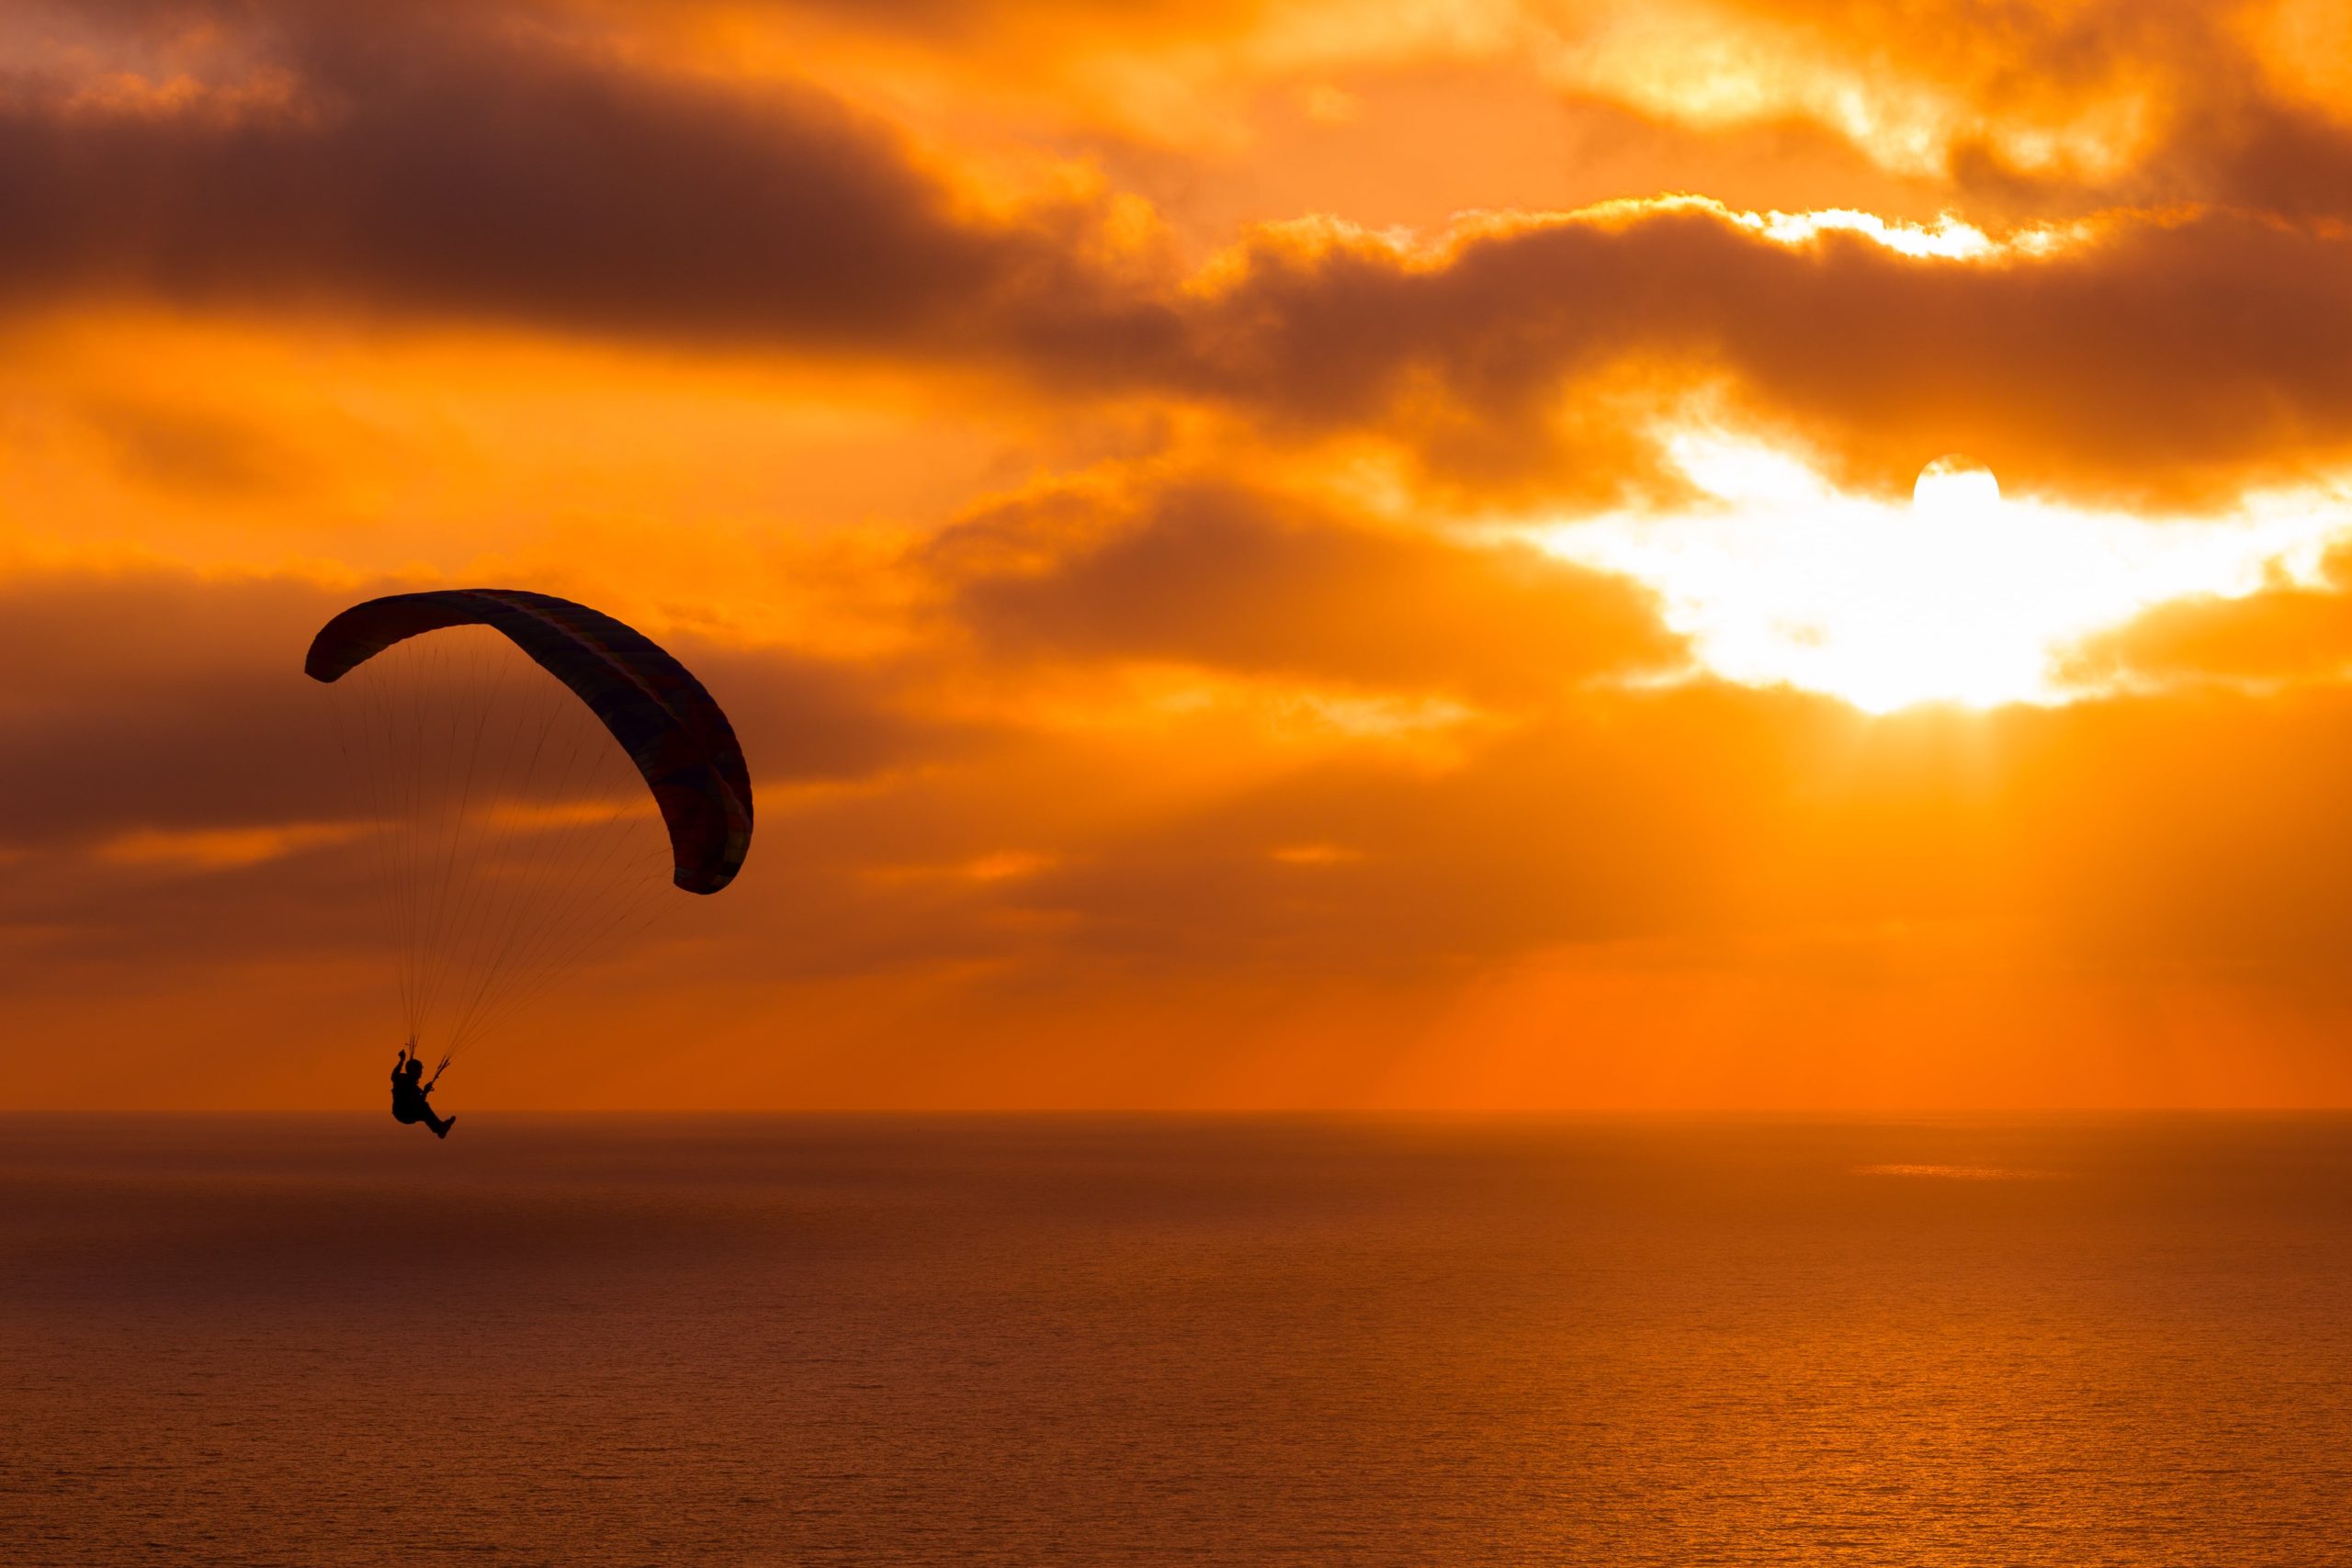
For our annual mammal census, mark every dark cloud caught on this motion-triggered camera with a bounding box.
[1951,94,2352,226]
[2196,105,2352,222]
[1173,204,2352,506]
[0,3,1179,359]
[9,3,2352,503]
[932,480,1685,695]
[0,563,998,1003]
[0,566,962,848]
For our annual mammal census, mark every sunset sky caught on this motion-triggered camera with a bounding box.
[10,0,2352,1110]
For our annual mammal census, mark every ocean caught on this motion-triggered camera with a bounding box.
[5,1114,2349,1564]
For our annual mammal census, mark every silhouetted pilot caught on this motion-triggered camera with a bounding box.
[391,1045,455,1139]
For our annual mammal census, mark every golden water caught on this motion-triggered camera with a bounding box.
[5,1115,2348,1563]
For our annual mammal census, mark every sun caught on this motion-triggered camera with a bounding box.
[1526,435,2344,713]
[1914,454,2000,521]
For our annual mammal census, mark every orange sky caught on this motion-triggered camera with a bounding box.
[10,0,2352,1109]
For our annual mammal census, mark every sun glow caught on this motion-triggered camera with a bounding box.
[1913,453,1999,517]
[1530,435,2352,713]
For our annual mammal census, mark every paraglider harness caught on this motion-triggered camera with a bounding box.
[392,1050,451,1123]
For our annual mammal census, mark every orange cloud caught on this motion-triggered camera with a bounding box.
[930,479,1685,696]
[19,547,2352,1110]
[96,823,359,871]
[11,6,2352,511]
[2063,547,2352,687]
[1173,201,2352,506]
[12,0,2352,1111]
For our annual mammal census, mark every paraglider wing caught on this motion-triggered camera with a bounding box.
[305,589,752,893]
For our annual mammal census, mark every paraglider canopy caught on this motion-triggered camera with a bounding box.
[306,588,752,893]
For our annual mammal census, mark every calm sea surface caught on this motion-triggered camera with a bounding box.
[5,1114,2350,1565]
